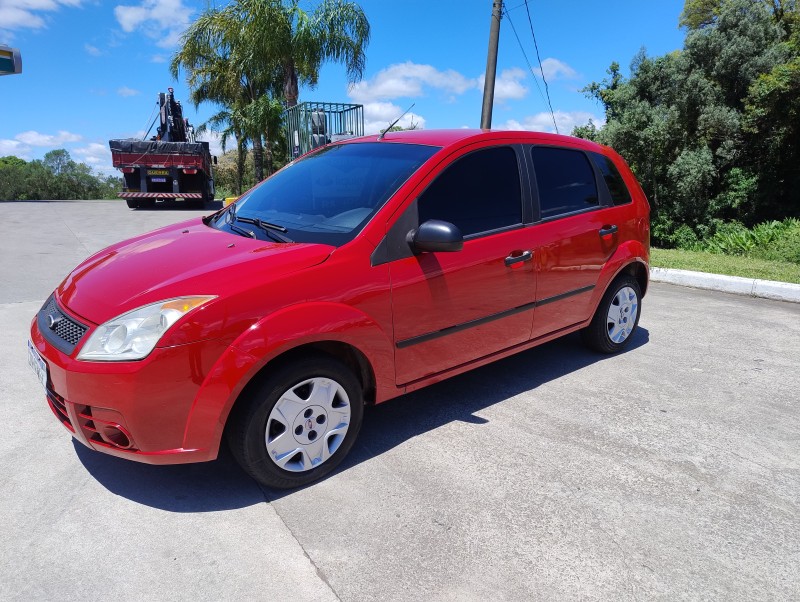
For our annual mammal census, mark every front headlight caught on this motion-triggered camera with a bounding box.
[77,296,216,361]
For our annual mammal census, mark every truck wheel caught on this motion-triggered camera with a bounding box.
[139,199,156,209]
[125,199,139,209]
[227,355,364,489]
[582,274,641,353]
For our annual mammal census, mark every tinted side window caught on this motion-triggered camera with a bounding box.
[589,151,632,206]
[531,147,599,219]
[418,146,522,237]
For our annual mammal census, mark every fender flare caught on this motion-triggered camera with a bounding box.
[181,302,395,453]
[587,240,650,317]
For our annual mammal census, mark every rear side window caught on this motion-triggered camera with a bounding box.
[418,146,522,237]
[531,147,599,219]
[589,152,632,206]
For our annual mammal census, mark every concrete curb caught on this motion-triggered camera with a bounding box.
[650,267,800,304]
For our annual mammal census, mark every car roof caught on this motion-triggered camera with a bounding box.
[345,128,608,153]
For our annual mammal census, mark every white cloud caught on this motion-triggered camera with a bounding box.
[361,102,426,135]
[0,139,31,159]
[73,143,115,175]
[537,58,577,81]
[499,111,604,135]
[348,62,477,103]
[0,132,117,175]
[114,0,193,48]
[117,86,140,97]
[15,130,83,146]
[0,0,82,34]
[73,142,110,159]
[198,129,224,156]
[348,62,533,111]
[84,43,102,56]
[150,54,167,63]
[477,68,529,102]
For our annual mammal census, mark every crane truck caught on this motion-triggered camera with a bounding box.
[109,88,215,209]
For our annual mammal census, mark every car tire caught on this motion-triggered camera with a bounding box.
[125,199,139,209]
[582,274,642,353]
[227,354,364,489]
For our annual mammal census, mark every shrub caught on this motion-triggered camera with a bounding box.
[703,218,800,264]
[704,221,751,255]
[750,219,800,264]
[671,224,701,250]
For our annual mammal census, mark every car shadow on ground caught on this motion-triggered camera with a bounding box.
[74,440,263,512]
[76,328,649,510]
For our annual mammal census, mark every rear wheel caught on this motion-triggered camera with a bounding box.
[125,199,138,209]
[582,274,641,353]
[228,355,364,489]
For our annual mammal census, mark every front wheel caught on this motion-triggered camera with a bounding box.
[582,275,641,353]
[227,355,364,489]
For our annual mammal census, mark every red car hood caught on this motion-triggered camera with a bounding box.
[56,219,334,325]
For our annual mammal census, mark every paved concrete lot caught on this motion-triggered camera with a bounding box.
[2,200,799,600]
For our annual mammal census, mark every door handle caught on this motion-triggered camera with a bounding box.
[598,225,618,237]
[504,250,533,267]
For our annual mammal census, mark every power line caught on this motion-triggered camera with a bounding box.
[503,4,558,134]
[523,0,558,133]
[502,7,557,133]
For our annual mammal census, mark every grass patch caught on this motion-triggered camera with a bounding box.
[651,248,800,284]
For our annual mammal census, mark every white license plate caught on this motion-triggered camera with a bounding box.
[27,340,48,390]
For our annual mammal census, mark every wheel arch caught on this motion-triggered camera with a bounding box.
[617,259,649,298]
[238,340,377,408]
[180,301,394,455]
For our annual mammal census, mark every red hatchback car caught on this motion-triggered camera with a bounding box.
[29,130,649,488]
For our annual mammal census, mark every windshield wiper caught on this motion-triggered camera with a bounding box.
[236,216,287,233]
[229,222,256,239]
[236,216,293,243]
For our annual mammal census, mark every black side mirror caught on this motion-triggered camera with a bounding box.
[407,219,464,253]
[213,156,218,165]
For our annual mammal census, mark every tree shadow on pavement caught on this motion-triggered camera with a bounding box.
[76,328,649,509]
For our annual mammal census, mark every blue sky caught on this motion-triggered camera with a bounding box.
[0,0,686,174]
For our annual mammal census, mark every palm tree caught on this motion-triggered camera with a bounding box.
[172,0,371,181]
[197,107,251,195]
[234,0,371,107]
[243,94,286,176]
[171,6,270,181]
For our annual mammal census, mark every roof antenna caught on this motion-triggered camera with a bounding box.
[378,103,415,141]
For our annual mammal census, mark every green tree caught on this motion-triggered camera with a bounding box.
[43,149,73,176]
[0,155,25,168]
[580,0,799,244]
[0,152,120,201]
[743,54,800,219]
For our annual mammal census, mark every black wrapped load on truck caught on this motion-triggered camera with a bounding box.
[108,89,215,209]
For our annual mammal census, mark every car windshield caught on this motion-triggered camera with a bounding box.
[212,142,440,246]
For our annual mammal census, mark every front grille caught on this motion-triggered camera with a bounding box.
[39,296,88,354]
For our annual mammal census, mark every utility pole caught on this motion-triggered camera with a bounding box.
[480,0,503,129]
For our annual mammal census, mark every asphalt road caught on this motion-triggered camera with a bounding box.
[2,200,799,601]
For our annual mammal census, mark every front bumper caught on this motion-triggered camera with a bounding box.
[30,304,234,465]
